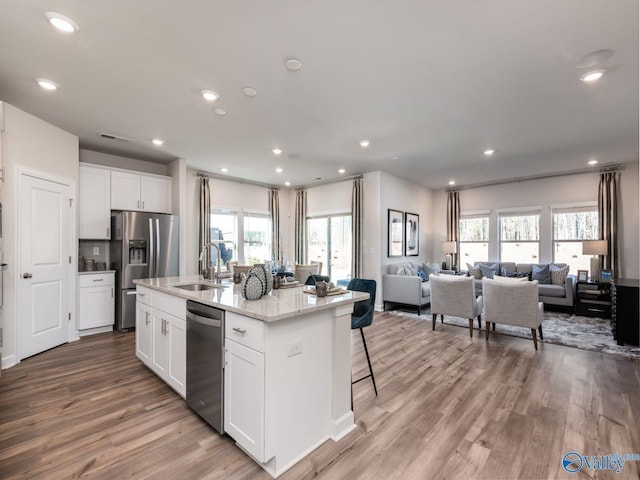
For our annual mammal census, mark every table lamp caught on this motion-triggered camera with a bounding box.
[441,241,457,271]
[582,240,608,281]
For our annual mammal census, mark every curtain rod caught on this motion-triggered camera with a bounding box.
[196,170,279,190]
[446,163,625,192]
[297,174,363,190]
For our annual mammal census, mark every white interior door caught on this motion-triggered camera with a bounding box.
[18,173,71,360]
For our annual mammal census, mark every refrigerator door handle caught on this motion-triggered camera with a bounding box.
[149,217,155,278]
[155,218,161,278]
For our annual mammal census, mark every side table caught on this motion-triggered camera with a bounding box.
[612,278,639,347]
[575,280,611,318]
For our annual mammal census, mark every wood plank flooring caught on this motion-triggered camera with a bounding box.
[1,311,639,480]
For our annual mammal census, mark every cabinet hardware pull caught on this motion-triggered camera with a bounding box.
[145,311,150,325]
[138,293,145,297]
[162,319,165,335]
[142,200,145,210]
[107,227,110,237]
[111,288,113,298]
[92,278,104,282]
[232,327,247,335]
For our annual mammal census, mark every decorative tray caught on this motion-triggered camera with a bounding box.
[303,287,347,296]
[278,281,300,288]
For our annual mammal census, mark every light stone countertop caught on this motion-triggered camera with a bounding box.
[134,275,368,322]
[78,270,116,275]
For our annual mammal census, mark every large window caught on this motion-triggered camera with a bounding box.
[243,213,271,265]
[499,210,540,263]
[459,214,489,264]
[211,209,271,268]
[552,205,598,273]
[307,214,352,281]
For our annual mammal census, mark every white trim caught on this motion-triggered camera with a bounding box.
[460,209,491,217]
[497,205,542,214]
[307,209,351,218]
[549,201,597,210]
[2,353,16,369]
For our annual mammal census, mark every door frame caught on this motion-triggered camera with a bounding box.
[14,166,77,363]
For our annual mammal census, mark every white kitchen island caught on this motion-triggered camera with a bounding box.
[133,276,368,478]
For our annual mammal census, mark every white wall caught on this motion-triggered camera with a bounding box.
[168,158,188,276]
[0,103,79,368]
[432,163,639,278]
[79,149,168,175]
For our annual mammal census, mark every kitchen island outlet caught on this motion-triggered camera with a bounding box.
[133,276,368,478]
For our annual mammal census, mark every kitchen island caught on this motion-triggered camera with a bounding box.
[133,276,368,478]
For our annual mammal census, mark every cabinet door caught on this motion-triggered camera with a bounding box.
[167,314,186,397]
[224,339,265,462]
[141,175,172,213]
[79,165,111,239]
[111,170,142,211]
[150,310,169,378]
[136,301,152,366]
[78,284,115,329]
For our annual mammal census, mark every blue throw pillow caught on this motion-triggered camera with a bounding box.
[531,264,551,284]
[417,270,429,282]
[480,262,500,276]
[479,264,496,279]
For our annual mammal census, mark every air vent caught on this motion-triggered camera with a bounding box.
[99,132,131,142]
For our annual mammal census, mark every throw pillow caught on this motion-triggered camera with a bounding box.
[467,263,482,279]
[550,264,570,286]
[531,264,551,284]
[396,264,411,276]
[507,271,529,278]
[479,262,500,276]
[479,264,496,279]
[422,262,440,276]
[416,270,429,282]
[493,275,529,283]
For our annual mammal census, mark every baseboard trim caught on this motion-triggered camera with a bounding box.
[2,353,17,370]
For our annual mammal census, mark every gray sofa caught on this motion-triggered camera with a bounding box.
[469,262,575,309]
[382,261,437,314]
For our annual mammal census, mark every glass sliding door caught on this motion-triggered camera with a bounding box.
[307,214,352,281]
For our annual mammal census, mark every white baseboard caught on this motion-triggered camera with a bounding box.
[2,353,17,370]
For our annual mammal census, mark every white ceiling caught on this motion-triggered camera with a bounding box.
[0,1,637,189]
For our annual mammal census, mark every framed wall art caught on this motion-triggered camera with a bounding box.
[404,212,419,256]
[388,209,404,257]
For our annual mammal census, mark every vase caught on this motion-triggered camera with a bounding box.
[241,272,264,300]
[249,264,272,295]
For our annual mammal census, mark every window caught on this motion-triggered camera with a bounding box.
[459,214,489,264]
[307,214,352,281]
[499,210,540,263]
[211,210,238,268]
[211,209,272,268]
[243,213,271,265]
[552,205,598,273]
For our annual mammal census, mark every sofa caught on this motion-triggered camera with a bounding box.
[468,261,575,309]
[382,261,442,314]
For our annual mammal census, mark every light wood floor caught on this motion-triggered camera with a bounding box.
[1,311,639,480]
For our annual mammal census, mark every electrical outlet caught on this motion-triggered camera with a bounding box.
[287,340,302,357]
[93,247,100,255]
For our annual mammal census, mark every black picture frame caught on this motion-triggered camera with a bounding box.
[577,270,588,282]
[404,212,419,256]
[388,209,404,257]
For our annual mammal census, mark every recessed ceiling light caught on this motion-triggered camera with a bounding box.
[483,149,496,156]
[272,148,282,155]
[286,58,302,71]
[285,181,291,186]
[448,180,456,186]
[275,167,283,173]
[392,156,400,161]
[45,12,79,33]
[152,138,164,146]
[35,78,59,91]
[221,167,228,173]
[580,70,605,82]
[213,108,226,116]
[201,90,219,101]
[359,140,370,148]
[243,87,257,97]
[338,168,346,174]
[588,159,598,165]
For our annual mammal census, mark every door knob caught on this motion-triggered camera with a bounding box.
[23,273,32,278]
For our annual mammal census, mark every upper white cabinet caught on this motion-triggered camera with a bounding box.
[111,170,172,213]
[79,164,111,239]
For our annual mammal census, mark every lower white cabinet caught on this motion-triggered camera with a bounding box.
[224,338,266,462]
[78,272,115,332]
[135,287,186,398]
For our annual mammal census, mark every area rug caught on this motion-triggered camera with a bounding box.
[387,308,640,360]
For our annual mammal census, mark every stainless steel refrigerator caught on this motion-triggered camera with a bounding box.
[111,211,179,331]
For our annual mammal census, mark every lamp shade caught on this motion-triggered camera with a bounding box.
[582,240,608,256]
[441,241,457,254]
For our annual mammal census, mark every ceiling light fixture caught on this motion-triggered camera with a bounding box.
[221,167,228,173]
[272,148,282,155]
[201,90,219,101]
[448,180,456,186]
[45,12,79,33]
[275,167,283,173]
[576,49,613,69]
[286,58,302,71]
[483,149,496,156]
[392,156,400,161]
[580,70,605,82]
[359,140,370,148]
[35,78,59,91]
[338,168,346,174]
[588,159,598,166]
[243,87,257,97]
[152,139,164,146]
[213,108,226,116]
[285,181,291,186]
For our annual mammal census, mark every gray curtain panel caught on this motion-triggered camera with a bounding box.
[351,178,363,278]
[598,170,619,276]
[199,176,211,274]
[447,191,460,269]
[294,189,307,264]
[269,188,280,262]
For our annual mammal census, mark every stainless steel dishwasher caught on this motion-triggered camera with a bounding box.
[186,300,225,433]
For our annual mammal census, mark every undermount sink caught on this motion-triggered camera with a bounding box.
[173,282,226,291]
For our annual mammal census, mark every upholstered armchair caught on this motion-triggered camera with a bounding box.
[429,274,483,337]
[294,264,320,283]
[482,277,544,350]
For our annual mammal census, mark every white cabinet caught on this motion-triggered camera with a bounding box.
[79,164,111,239]
[111,170,172,213]
[135,287,186,397]
[78,272,115,331]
